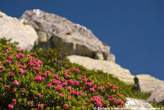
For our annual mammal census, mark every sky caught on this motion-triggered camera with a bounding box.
[0,0,164,80]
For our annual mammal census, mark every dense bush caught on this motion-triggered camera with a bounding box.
[33,47,150,100]
[0,39,126,110]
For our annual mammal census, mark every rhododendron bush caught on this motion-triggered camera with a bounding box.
[0,39,125,109]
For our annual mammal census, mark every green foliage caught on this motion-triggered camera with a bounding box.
[33,48,150,100]
[0,38,126,110]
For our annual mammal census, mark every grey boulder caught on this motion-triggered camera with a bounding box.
[21,9,115,61]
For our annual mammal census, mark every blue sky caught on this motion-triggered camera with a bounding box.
[0,0,164,80]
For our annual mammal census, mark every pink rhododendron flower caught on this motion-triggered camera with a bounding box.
[12,80,19,86]
[12,99,16,105]
[36,104,41,110]
[67,86,72,91]
[7,56,13,63]
[67,79,74,85]
[16,53,24,59]
[54,74,59,79]
[64,72,70,79]
[89,87,95,92]
[92,84,97,89]
[33,67,40,71]
[108,96,113,101]
[8,104,14,110]
[59,93,65,97]
[81,76,88,83]
[19,68,26,75]
[70,90,81,96]
[114,99,124,106]
[91,96,104,107]
[96,101,103,107]
[47,82,52,88]
[55,85,62,91]
[44,70,52,78]
[73,80,80,86]
[61,81,67,86]
[34,75,43,82]
[52,79,61,84]
[86,81,93,87]
[28,58,43,71]
[63,103,69,110]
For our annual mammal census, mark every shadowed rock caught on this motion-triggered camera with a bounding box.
[21,9,115,61]
[132,76,141,91]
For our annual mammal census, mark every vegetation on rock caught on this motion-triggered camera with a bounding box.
[0,38,127,109]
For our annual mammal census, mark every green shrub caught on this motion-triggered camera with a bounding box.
[0,38,125,110]
[33,48,150,100]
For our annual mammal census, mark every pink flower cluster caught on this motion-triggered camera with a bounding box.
[28,56,43,71]
[70,90,82,96]
[67,79,80,86]
[63,103,69,110]
[108,95,124,106]
[55,85,63,91]
[16,53,25,59]
[34,75,44,82]
[7,56,13,63]
[8,99,16,110]
[41,68,99,99]
[12,80,20,86]
[91,96,104,107]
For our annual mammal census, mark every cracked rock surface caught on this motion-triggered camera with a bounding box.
[21,9,115,61]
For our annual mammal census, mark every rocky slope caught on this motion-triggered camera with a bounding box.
[0,9,164,105]
[21,9,115,61]
[67,55,134,84]
[67,55,164,93]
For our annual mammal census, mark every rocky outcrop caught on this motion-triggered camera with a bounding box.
[137,74,164,93]
[21,9,115,61]
[0,11,38,50]
[67,55,164,93]
[125,98,153,110]
[147,84,164,104]
[67,55,134,84]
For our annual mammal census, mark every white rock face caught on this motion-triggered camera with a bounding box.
[148,86,164,104]
[0,11,38,50]
[67,55,134,84]
[21,9,115,61]
[137,74,164,93]
[67,55,164,94]
[125,98,153,110]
